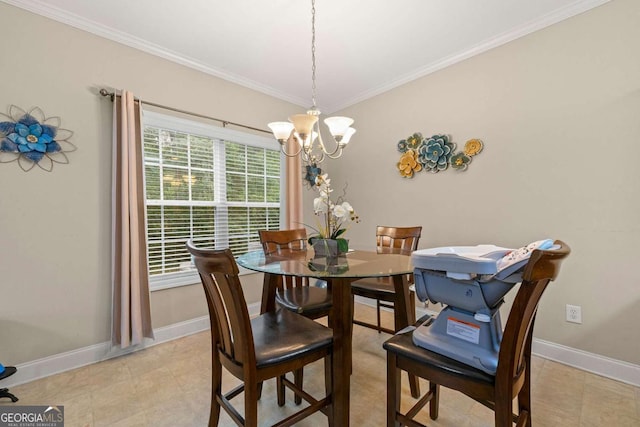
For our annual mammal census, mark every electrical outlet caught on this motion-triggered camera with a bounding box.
[566,304,582,324]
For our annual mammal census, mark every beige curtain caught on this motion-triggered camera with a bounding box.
[111,90,154,348]
[284,138,303,229]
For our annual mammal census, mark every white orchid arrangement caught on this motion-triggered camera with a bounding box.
[309,173,360,245]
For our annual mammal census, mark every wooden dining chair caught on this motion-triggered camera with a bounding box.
[186,240,334,427]
[384,240,571,427]
[259,229,333,320]
[351,226,422,335]
[258,228,333,405]
[351,225,422,398]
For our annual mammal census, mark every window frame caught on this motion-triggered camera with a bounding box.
[142,110,285,291]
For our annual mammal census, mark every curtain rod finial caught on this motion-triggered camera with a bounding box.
[99,89,114,101]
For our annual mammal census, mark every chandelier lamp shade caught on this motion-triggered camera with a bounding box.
[268,0,356,164]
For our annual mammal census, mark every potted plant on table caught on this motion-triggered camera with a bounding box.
[308,173,360,257]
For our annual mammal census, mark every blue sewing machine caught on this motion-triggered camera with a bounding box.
[411,240,554,374]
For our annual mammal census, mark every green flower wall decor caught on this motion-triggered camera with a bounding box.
[396,132,483,178]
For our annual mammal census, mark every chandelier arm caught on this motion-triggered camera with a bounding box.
[315,121,328,152]
[315,126,344,158]
[323,145,345,159]
[280,141,303,157]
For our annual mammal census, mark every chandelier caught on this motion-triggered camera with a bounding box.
[268,0,356,165]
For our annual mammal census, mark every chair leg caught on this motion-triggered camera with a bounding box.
[244,381,259,427]
[518,332,533,427]
[394,288,421,398]
[277,375,285,407]
[409,290,416,323]
[517,352,533,427]
[294,368,304,405]
[429,382,439,420]
[494,398,514,427]
[387,352,401,427]
[517,384,532,427]
[404,312,421,398]
[350,293,355,325]
[376,299,382,333]
[209,357,222,427]
[408,372,421,399]
[324,353,334,427]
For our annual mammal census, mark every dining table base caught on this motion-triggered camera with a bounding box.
[242,249,416,426]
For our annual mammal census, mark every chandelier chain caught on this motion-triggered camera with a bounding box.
[267,0,355,165]
[311,0,317,109]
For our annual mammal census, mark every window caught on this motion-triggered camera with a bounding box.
[142,111,283,290]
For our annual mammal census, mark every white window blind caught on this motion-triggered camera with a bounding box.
[142,111,283,290]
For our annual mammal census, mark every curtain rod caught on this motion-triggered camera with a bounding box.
[98,89,271,135]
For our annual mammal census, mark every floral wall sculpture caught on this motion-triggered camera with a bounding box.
[304,163,323,187]
[396,132,483,178]
[0,105,75,172]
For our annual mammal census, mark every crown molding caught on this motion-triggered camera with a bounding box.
[0,0,309,108]
[1,0,611,115]
[329,0,611,113]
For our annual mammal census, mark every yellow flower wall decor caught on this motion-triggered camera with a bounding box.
[464,139,483,156]
[397,149,422,178]
[396,133,483,177]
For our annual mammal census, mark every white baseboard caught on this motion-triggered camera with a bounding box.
[4,300,638,388]
[532,339,640,387]
[3,302,262,389]
[357,296,640,387]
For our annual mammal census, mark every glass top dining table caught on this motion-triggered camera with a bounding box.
[236,248,414,426]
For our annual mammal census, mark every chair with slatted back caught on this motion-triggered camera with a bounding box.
[351,225,422,398]
[351,226,422,335]
[259,229,333,320]
[186,240,334,427]
[384,240,570,427]
[258,228,333,404]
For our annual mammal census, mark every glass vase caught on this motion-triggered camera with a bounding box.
[312,238,348,257]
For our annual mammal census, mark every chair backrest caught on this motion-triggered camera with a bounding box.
[259,229,310,289]
[186,240,256,368]
[259,229,308,255]
[376,226,422,252]
[496,240,570,389]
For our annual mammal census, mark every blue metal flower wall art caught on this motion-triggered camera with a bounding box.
[396,132,483,178]
[0,105,76,172]
[304,162,322,187]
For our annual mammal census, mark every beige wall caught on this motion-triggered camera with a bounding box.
[314,0,639,364]
[0,3,287,364]
[1,0,639,369]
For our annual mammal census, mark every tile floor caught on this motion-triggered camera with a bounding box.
[2,304,639,426]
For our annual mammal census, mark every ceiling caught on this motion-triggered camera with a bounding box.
[5,0,608,113]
